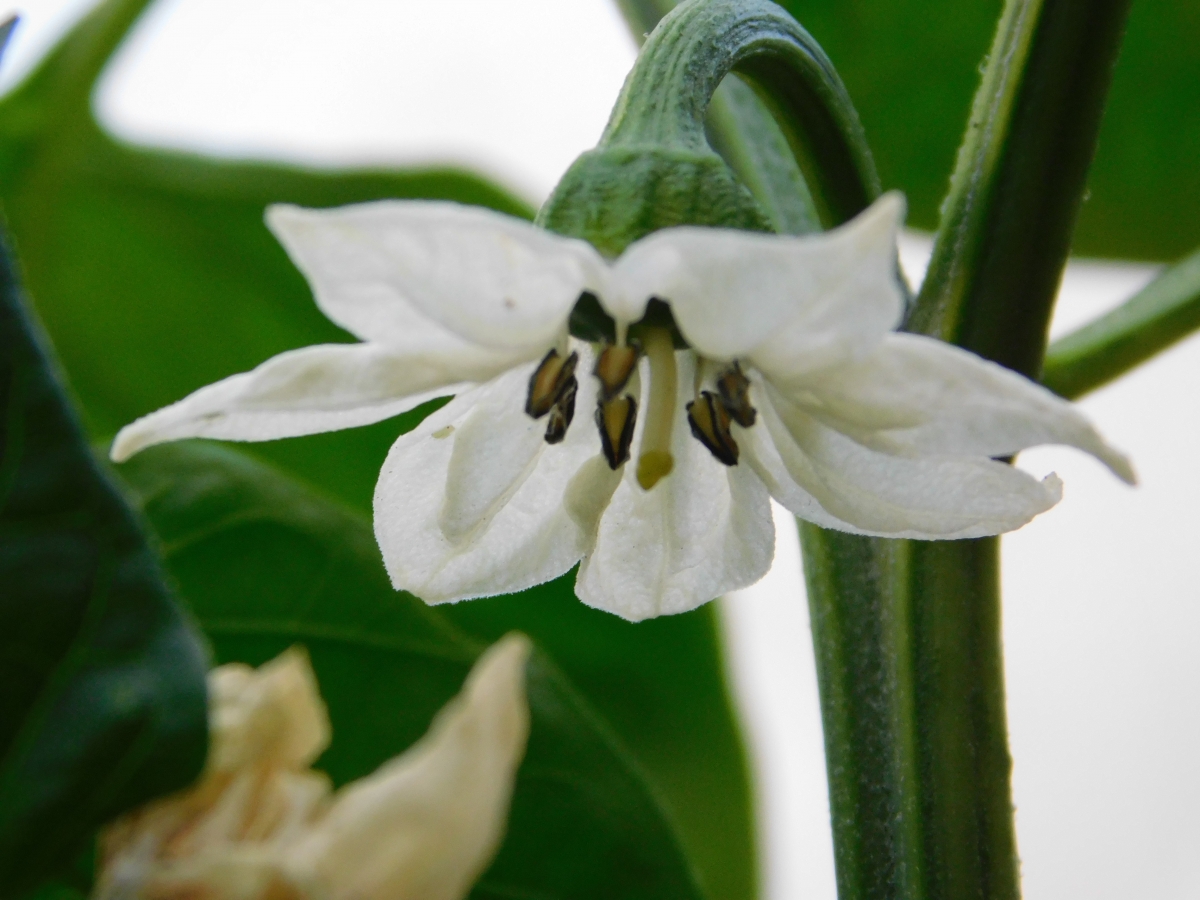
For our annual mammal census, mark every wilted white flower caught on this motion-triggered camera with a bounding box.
[93,635,531,900]
[111,193,1132,621]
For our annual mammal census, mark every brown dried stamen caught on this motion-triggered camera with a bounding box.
[687,391,738,466]
[525,348,578,419]
[595,395,637,469]
[544,378,577,444]
[593,342,641,400]
[715,361,757,427]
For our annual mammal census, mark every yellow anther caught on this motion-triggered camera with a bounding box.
[526,348,578,419]
[715,361,757,427]
[544,378,577,444]
[687,391,738,466]
[594,343,641,400]
[596,395,637,468]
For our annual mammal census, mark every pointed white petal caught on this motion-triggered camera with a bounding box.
[613,192,904,364]
[267,201,607,351]
[756,383,1063,539]
[736,414,868,535]
[575,352,774,621]
[795,332,1136,484]
[284,634,531,900]
[439,382,547,544]
[207,647,330,774]
[374,354,601,603]
[110,342,513,462]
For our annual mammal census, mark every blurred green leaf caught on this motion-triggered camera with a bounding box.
[0,2,760,895]
[0,225,207,894]
[120,442,708,900]
[775,0,1200,260]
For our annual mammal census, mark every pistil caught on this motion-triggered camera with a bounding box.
[636,327,677,490]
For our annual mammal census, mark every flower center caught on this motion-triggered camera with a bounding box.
[524,325,758,482]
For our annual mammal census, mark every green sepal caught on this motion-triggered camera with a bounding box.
[539,145,769,257]
[544,0,879,346]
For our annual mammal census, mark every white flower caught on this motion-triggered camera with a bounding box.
[93,634,531,900]
[111,193,1133,622]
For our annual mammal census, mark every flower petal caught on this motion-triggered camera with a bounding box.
[207,647,330,774]
[793,332,1136,484]
[283,633,531,900]
[374,358,601,603]
[575,352,775,621]
[268,201,607,352]
[756,381,1063,539]
[110,342,510,462]
[613,192,904,364]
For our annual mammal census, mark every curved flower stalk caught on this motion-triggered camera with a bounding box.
[111,193,1133,622]
[92,634,531,900]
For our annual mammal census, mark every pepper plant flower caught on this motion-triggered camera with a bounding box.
[93,635,531,900]
[112,193,1133,621]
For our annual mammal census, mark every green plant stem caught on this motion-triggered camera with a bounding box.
[908,0,1132,377]
[800,532,922,900]
[1042,246,1200,398]
[889,2,1132,899]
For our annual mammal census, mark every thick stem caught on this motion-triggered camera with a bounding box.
[889,2,1133,899]
[808,0,1133,896]
[801,530,922,900]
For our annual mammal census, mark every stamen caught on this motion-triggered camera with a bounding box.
[716,361,757,427]
[636,328,677,490]
[596,395,637,468]
[544,377,577,444]
[526,348,578,419]
[687,391,739,466]
[594,342,641,400]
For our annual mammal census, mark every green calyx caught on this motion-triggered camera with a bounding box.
[538,0,794,256]
[539,144,769,260]
[536,0,878,344]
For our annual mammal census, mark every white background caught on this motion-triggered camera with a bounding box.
[3,2,1197,898]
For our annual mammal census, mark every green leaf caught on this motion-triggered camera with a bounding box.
[0,228,207,894]
[119,442,708,900]
[771,0,1200,261]
[0,3,761,895]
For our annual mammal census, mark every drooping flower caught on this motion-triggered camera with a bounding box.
[111,193,1133,621]
[93,634,531,900]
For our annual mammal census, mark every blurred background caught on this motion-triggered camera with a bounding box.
[2,1,1197,897]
